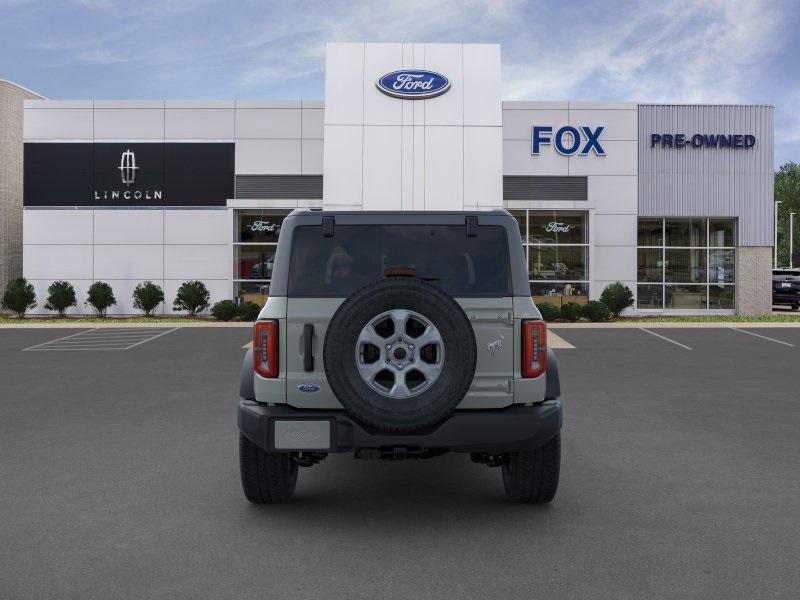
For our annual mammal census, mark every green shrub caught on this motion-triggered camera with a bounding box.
[583,300,611,322]
[237,300,261,322]
[172,281,210,316]
[537,302,561,322]
[560,301,583,322]
[44,280,77,317]
[210,299,238,321]
[600,282,634,317]
[132,281,165,316]
[86,282,116,317]
[1,277,36,318]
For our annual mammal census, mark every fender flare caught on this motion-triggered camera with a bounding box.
[240,348,255,400]
[544,348,560,401]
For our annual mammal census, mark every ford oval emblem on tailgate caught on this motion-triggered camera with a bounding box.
[297,383,320,393]
[376,69,450,99]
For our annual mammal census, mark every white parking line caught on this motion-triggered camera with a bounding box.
[21,328,99,350]
[547,331,575,349]
[23,327,178,351]
[242,341,253,349]
[730,328,796,347]
[640,328,693,350]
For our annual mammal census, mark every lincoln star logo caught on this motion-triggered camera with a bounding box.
[487,335,505,356]
[376,69,450,99]
[118,149,138,186]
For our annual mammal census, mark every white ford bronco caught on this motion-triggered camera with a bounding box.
[238,209,562,503]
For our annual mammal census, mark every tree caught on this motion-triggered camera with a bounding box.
[44,281,77,317]
[210,299,237,321]
[775,162,800,267]
[600,282,634,317]
[86,282,116,317]
[1,277,36,318]
[173,281,210,316]
[132,281,165,316]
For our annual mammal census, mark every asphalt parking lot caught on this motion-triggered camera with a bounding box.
[1,326,799,599]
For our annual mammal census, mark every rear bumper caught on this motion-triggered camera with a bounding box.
[773,292,800,305]
[238,399,562,455]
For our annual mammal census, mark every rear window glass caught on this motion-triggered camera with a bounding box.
[288,225,512,297]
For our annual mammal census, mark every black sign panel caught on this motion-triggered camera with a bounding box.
[24,143,234,207]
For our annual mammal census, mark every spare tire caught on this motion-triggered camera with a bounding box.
[323,277,476,433]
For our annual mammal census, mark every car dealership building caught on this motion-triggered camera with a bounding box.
[2,43,775,315]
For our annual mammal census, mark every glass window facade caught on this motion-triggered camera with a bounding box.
[233,210,290,306]
[637,218,736,310]
[511,210,589,308]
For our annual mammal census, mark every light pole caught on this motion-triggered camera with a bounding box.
[791,212,796,269]
[774,200,781,267]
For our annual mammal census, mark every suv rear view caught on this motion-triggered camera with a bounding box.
[238,210,562,503]
[772,269,800,310]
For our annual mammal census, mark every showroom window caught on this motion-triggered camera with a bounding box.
[637,218,736,310]
[510,210,589,307]
[234,210,290,306]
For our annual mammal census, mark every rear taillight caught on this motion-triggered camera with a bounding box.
[521,320,547,378]
[253,320,279,378]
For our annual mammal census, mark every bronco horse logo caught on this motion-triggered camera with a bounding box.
[487,335,505,356]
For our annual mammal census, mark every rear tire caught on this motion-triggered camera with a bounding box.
[239,434,298,503]
[792,304,799,311]
[502,434,561,504]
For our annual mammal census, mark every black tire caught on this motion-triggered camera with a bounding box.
[792,304,800,311]
[323,277,477,433]
[239,434,298,503]
[502,434,561,503]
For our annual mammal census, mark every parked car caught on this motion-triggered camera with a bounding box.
[238,209,563,504]
[772,268,800,310]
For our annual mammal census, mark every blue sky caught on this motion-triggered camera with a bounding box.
[2,0,799,166]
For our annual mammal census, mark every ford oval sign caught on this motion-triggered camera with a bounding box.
[376,70,450,99]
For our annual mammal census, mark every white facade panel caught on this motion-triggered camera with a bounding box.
[362,126,402,210]
[424,126,463,211]
[164,245,229,280]
[462,44,501,126]
[587,176,638,214]
[502,109,569,140]
[24,244,93,279]
[568,141,637,176]
[93,245,163,279]
[464,127,503,209]
[24,108,93,140]
[321,125,362,206]
[23,210,93,244]
[503,140,568,175]
[301,139,324,174]
[235,139,302,174]
[363,43,403,126]
[324,43,364,126]
[164,210,231,245]
[235,108,301,139]
[568,108,637,141]
[93,109,164,140]
[423,44,463,126]
[93,210,164,245]
[593,214,637,246]
[301,108,324,139]
[164,108,235,139]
